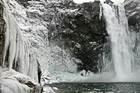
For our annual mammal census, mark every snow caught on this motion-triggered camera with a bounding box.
[99,3,102,20]
[73,0,95,4]
[57,8,79,13]
[0,67,39,93]
[73,0,125,4]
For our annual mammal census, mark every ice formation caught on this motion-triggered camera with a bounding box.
[1,0,39,82]
[0,0,42,92]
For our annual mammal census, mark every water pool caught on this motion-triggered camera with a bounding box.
[48,82,140,93]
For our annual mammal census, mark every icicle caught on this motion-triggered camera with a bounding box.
[18,33,24,73]
[2,0,10,67]
[0,0,39,81]
[99,3,103,20]
[23,39,30,75]
[1,0,20,70]
[8,15,17,69]
[29,55,38,82]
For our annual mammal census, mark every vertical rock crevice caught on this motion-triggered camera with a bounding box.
[0,2,5,66]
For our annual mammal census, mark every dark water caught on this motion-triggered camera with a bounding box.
[49,82,140,93]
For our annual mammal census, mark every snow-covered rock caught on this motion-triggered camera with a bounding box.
[0,67,41,93]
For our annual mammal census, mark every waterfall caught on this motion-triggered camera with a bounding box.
[102,3,134,78]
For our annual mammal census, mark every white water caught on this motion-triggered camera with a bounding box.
[102,3,134,78]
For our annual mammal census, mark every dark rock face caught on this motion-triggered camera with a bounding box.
[48,1,107,73]
[0,3,5,65]
[16,0,40,7]
[15,0,30,7]
[124,0,140,32]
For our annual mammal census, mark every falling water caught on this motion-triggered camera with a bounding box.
[102,3,134,78]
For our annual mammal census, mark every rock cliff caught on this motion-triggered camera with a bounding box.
[125,0,140,70]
